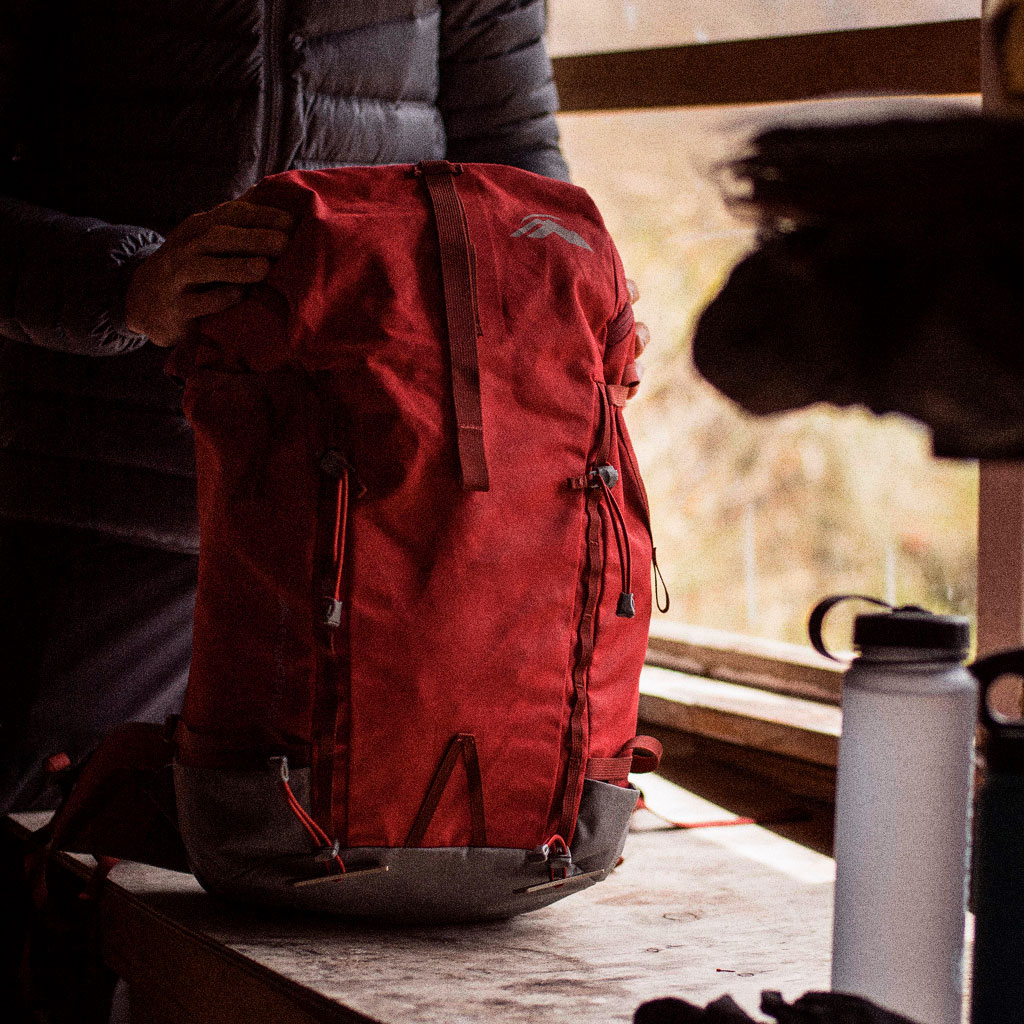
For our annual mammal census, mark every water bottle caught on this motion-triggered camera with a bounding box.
[809,595,975,1024]
[969,649,1024,1024]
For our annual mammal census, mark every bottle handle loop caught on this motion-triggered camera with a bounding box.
[972,649,1024,736]
[808,594,900,662]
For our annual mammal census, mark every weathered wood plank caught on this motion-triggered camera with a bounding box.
[553,19,981,112]
[10,806,835,1024]
[99,827,831,1024]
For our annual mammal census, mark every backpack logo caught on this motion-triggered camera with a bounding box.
[511,214,593,252]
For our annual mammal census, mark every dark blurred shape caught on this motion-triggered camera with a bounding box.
[969,650,1024,1024]
[635,995,755,1023]
[692,113,1024,459]
[991,0,1024,109]
[634,990,921,1023]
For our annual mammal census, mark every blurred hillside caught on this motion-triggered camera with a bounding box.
[555,96,978,644]
[548,0,979,55]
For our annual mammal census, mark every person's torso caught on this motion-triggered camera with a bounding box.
[6,0,448,232]
[0,1,453,548]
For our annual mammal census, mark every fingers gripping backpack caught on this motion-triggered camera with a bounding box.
[168,161,660,922]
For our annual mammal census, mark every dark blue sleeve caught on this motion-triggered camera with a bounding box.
[0,196,163,356]
[439,0,571,182]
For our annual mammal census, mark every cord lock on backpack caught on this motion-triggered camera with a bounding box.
[567,464,619,490]
[519,835,607,894]
[322,597,343,628]
[527,834,573,879]
[590,464,619,489]
[567,463,636,618]
[319,450,353,633]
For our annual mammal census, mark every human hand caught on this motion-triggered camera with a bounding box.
[125,199,295,348]
[627,278,650,399]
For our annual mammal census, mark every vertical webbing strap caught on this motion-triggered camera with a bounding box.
[406,733,488,848]
[415,160,490,491]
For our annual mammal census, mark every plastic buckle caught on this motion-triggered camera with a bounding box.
[320,449,348,477]
[323,597,343,628]
[527,842,552,863]
[315,839,342,863]
[269,755,290,782]
[526,841,573,873]
[549,849,573,875]
[589,464,619,488]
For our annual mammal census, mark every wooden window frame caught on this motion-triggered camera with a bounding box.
[551,15,1010,713]
[552,19,980,111]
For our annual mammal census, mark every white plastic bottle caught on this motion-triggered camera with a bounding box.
[811,597,975,1024]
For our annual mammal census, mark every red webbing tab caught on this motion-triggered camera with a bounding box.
[416,160,463,177]
[607,302,635,348]
[628,736,663,774]
[416,161,490,491]
[606,383,630,408]
[585,736,663,783]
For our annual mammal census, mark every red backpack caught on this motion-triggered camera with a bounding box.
[168,161,660,922]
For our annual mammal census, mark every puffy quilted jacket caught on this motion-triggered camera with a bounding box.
[0,0,568,552]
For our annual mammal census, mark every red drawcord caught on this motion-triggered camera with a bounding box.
[634,794,756,829]
[330,470,349,605]
[278,770,346,874]
[545,834,570,881]
[322,463,349,639]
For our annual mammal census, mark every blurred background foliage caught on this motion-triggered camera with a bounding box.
[549,1,979,644]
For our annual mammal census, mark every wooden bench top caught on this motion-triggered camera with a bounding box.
[12,780,834,1024]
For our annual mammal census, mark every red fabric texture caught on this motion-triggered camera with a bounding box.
[172,163,652,850]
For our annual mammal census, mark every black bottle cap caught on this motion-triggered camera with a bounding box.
[854,607,970,656]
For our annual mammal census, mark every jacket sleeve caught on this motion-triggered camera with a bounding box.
[439,0,570,182]
[0,195,163,356]
[0,7,163,356]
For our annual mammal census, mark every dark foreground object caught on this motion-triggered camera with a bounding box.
[970,650,1024,1024]
[692,114,1024,459]
[636,990,921,1024]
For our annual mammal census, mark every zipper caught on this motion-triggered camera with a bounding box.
[557,384,668,837]
[557,385,616,841]
[260,0,284,178]
[558,479,602,841]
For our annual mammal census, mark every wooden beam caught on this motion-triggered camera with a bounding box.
[647,621,844,706]
[639,666,841,768]
[976,14,1024,718]
[976,463,1024,657]
[553,19,980,112]
[638,722,838,810]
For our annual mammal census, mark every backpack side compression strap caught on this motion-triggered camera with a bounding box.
[415,160,490,492]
